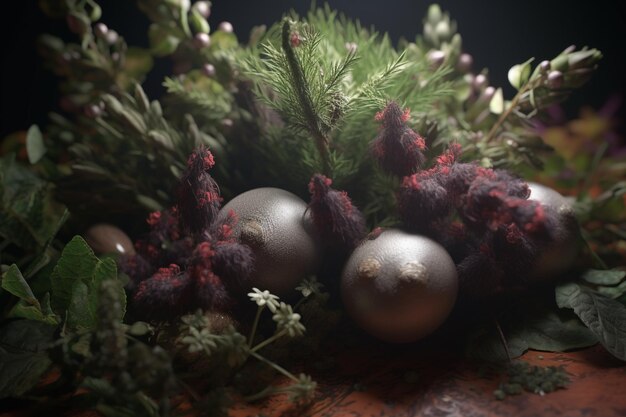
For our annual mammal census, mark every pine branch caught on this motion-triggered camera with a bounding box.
[280,19,331,174]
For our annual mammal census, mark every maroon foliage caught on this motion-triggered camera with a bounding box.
[123,147,257,321]
[176,146,222,234]
[308,174,367,250]
[212,241,255,290]
[133,264,193,320]
[396,143,563,300]
[371,101,426,177]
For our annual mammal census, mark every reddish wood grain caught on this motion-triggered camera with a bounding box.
[230,345,626,417]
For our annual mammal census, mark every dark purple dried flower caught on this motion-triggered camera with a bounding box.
[176,146,222,234]
[308,174,367,250]
[398,171,452,232]
[208,208,238,241]
[133,264,192,320]
[493,169,530,199]
[456,243,502,300]
[372,102,426,177]
[211,241,255,290]
[189,242,232,311]
[147,208,182,242]
[462,176,512,231]
[118,253,154,291]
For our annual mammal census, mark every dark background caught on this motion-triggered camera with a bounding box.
[2,0,626,138]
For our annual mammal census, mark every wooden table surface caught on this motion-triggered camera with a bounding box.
[230,344,626,417]
[1,344,623,417]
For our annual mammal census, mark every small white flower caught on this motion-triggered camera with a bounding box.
[272,302,306,337]
[295,276,324,298]
[248,288,280,313]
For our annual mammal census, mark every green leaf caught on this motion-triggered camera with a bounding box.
[118,48,154,88]
[90,258,126,322]
[0,154,68,251]
[1,265,58,325]
[9,301,59,325]
[489,87,504,114]
[0,320,54,399]
[465,323,528,362]
[63,250,125,332]
[507,58,534,90]
[556,283,626,361]
[136,194,163,211]
[465,309,597,362]
[50,236,99,314]
[67,281,94,331]
[26,125,46,164]
[582,269,626,286]
[522,312,597,352]
[189,9,210,34]
[555,282,580,309]
[597,281,626,300]
[2,264,39,308]
[148,24,182,56]
[210,30,238,49]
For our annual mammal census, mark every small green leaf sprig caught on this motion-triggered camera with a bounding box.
[39,0,153,114]
[484,46,602,144]
[176,280,325,406]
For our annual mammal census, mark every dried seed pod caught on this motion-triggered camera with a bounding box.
[341,229,458,343]
[216,188,321,296]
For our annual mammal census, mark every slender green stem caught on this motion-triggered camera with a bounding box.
[292,296,308,312]
[179,379,201,402]
[281,19,331,174]
[244,385,279,403]
[249,351,299,382]
[484,78,541,143]
[251,328,288,353]
[494,319,512,363]
[248,306,264,347]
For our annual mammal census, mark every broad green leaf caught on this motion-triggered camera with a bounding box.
[0,320,54,399]
[0,154,68,250]
[465,323,528,362]
[50,236,99,313]
[598,281,626,300]
[522,312,597,352]
[9,301,59,325]
[466,292,598,362]
[2,264,39,308]
[556,283,626,361]
[582,269,626,286]
[1,265,57,324]
[67,281,94,331]
[555,282,580,309]
[26,125,46,164]
[89,258,126,322]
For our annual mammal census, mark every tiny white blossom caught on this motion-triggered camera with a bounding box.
[248,288,280,313]
[295,276,324,298]
[272,302,306,337]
